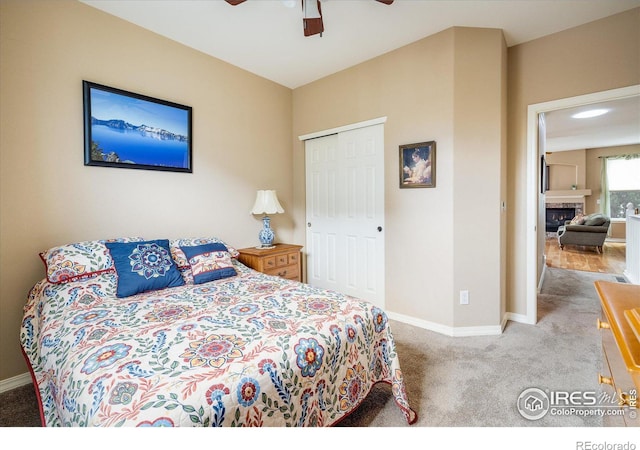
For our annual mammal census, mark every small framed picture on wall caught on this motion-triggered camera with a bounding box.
[399,141,436,188]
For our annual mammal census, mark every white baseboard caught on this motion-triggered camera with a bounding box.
[623,269,639,285]
[387,310,503,337]
[506,311,536,325]
[0,372,32,393]
[538,262,547,294]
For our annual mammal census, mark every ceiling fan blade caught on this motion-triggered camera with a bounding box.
[303,17,324,37]
[225,0,246,5]
[376,0,394,4]
[303,0,324,37]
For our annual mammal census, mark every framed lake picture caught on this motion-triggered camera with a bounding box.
[83,81,192,173]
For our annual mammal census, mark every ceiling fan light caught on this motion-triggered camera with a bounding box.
[572,109,609,119]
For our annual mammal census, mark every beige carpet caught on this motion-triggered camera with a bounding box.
[0,267,623,429]
[339,267,618,427]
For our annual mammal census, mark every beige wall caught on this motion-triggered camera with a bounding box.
[452,28,507,327]
[292,27,507,330]
[546,150,586,191]
[507,9,639,316]
[0,1,293,381]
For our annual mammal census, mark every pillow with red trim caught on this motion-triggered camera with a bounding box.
[40,237,145,284]
[179,243,237,285]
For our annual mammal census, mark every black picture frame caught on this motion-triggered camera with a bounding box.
[83,81,192,173]
[399,141,436,188]
[541,155,549,193]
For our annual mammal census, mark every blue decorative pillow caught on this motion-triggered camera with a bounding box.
[180,243,237,285]
[105,239,184,298]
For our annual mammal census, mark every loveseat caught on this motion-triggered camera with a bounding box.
[557,213,611,253]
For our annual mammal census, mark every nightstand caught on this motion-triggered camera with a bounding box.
[237,244,302,282]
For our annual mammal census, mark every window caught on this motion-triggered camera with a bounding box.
[606,157,640,218]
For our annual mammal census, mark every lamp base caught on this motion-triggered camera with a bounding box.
[258,215,276,248]
[255,244,276,250]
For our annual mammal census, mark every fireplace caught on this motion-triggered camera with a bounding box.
[546,207,576,232]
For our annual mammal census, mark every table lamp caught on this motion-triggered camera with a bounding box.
[251,190,284,248]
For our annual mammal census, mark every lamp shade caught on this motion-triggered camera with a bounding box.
[251,190,284,215]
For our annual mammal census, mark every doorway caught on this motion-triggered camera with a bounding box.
[525,85,640,324]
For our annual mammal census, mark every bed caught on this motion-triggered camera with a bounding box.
[20,237,417,427]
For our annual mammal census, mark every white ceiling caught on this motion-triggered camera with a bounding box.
[81,0,640,151]
[544,96,640,152]
[81,0,640,89]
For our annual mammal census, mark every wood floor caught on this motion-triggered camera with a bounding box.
[544,235,626,274]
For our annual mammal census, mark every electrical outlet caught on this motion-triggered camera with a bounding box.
[460,290,469,305]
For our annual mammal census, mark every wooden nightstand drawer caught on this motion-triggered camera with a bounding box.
[264,256,277,269]
[237,244,303,282]
[265,265,298,280]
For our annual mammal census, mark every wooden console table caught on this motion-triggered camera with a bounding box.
[594,280,640,426]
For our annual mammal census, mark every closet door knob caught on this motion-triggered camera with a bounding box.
[377,226,382,232]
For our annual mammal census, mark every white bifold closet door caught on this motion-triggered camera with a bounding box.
[304,123,385,309]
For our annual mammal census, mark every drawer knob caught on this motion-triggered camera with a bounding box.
[617,389,631,407]
[596,318,610,329]
[598,374,613,386]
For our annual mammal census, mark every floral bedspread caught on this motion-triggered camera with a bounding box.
[20,261,416,427]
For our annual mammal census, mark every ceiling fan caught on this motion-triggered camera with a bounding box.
[224,0,394,37]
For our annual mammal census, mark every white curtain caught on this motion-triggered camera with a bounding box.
[600,153,640,216]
